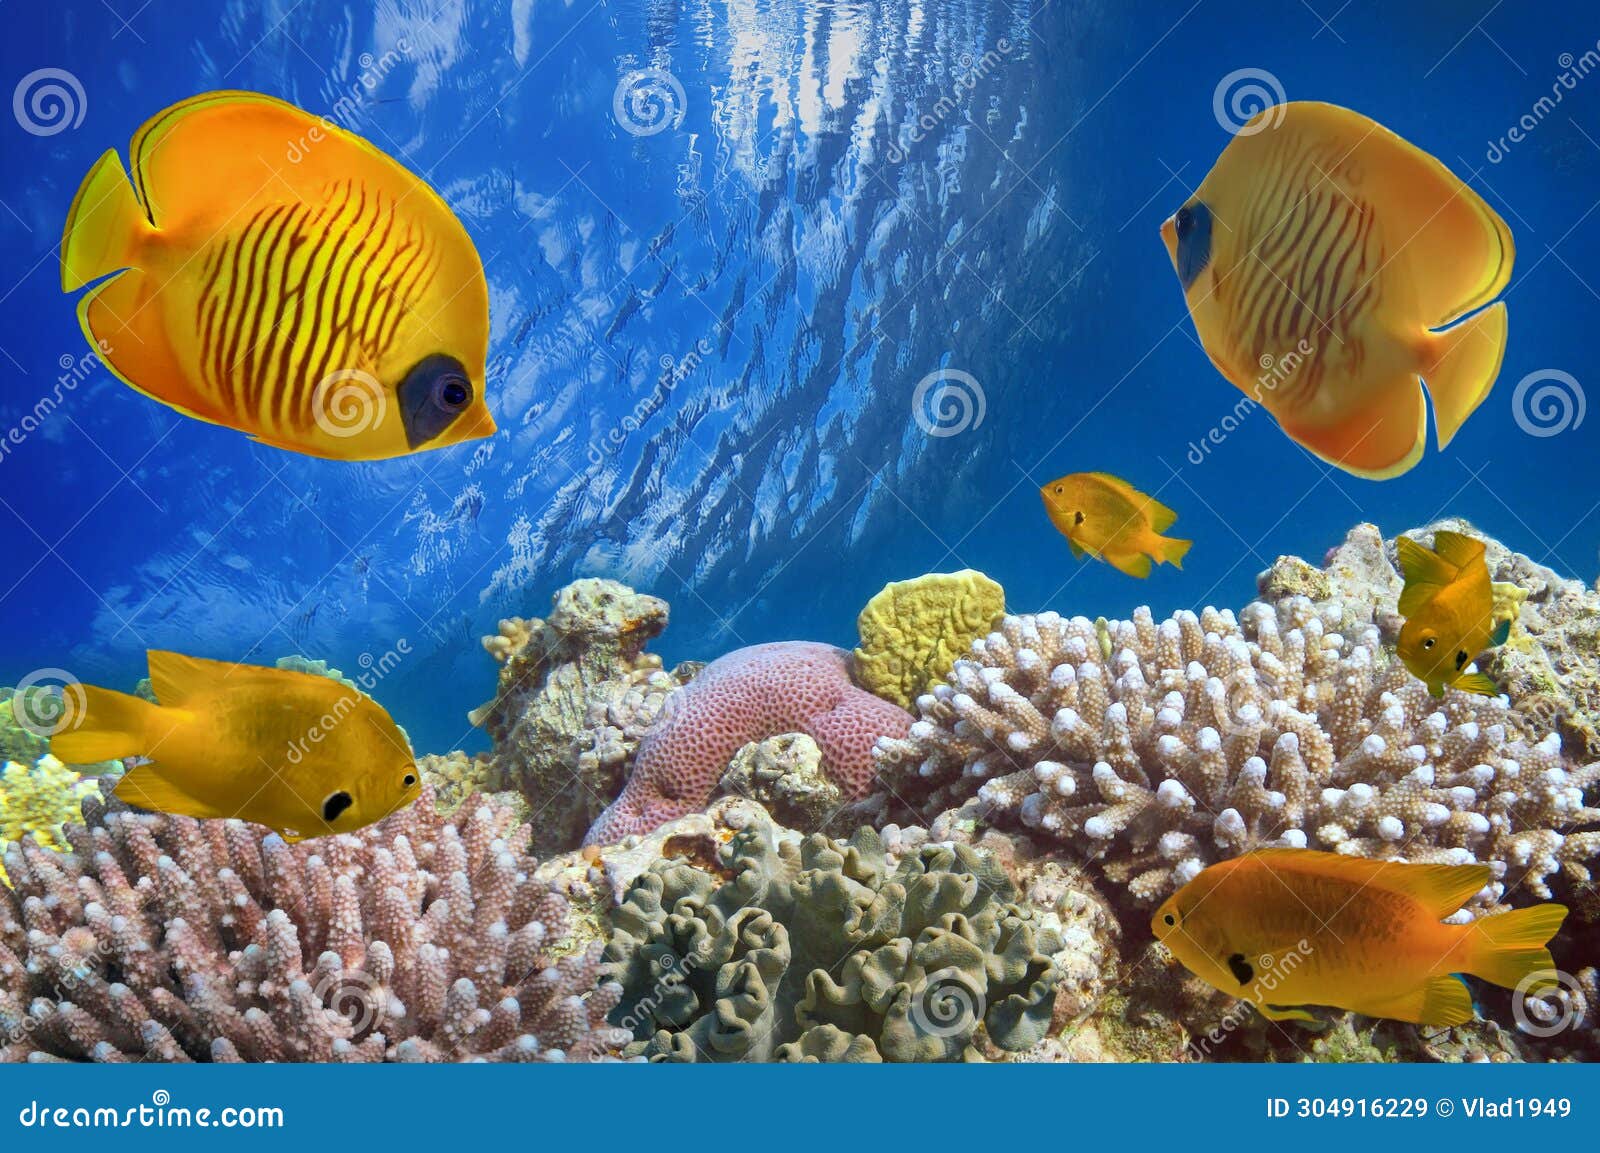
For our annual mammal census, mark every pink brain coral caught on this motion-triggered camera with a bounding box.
[583,642,912,845]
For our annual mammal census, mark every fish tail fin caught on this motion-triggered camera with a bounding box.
[1424,301,1508,449]
[1465,903,1568,993]
[1159,536,1193,570]
[61,149,150,292]
[48,684,163,764]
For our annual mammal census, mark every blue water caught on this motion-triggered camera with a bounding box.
[1,0,1596,756]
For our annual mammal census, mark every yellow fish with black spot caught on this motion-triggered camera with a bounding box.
[1161,101,1513,480]
[60,90,495,460]
[1153,848,1566,1027]
[1396,529,1516,697]
[50,651,421,842]
[1041,471,1191,578]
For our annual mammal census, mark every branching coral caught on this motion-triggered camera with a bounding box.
[469,578,685,855]
[875,596,1600,906]
[586,642,914,846]
[1,784,628,1062]
[604,812,1063,1061]
[855,570,1007,708]
[0,756,97,887]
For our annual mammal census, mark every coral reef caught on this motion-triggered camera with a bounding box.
[855,570,1007,709]
[1259,520,1600,760]
[719,734,846,834]
[0,689,53,768]
[875,595,1600,905]
[603,803,1067,1061]
[1,783,628,1062]
[586,642,914,846]
[469,578,685,855]
[0,756,98,887]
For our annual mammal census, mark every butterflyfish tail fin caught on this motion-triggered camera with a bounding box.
[1160,536,1192,570]
[48,684,163,764]
[1466,904,1567,994]
[1425,302,1508,450]
[61,149,149,292]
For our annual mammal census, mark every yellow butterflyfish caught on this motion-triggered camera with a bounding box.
[1041,471,1191,579]
[50,651,420,842]
[1154,848,1566,1026]
[1162,101,1513,479]
[60,90,495,460]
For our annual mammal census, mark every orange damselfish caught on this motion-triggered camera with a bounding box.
[1040,471,1191,579]
[1152,848,1566,1026]
[60,90,494,460]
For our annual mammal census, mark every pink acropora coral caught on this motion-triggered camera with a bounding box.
[583,642,913,845]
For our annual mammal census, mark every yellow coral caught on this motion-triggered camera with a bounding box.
[854,569,1007,708]
[0,755,95,887]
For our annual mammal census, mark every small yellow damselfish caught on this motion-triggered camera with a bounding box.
[60,90,495,460]
[1040,471,1191,579]
[1396,530,1515,697]
[1162,101,1513,480]
[50,651,420,842]
[1153,848,1566,1026]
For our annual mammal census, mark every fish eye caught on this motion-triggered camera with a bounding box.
[1422,637,1437,650]
[403,772,418,789]
[436,375,471,411]
[1163,912,1177,927]
[1053,485,1064,495]
[1176,205,1193,236]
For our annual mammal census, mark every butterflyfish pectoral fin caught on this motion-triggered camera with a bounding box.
[1279,379,1427,482]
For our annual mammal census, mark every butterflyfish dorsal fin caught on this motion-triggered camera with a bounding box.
[1430,530,1485,570]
